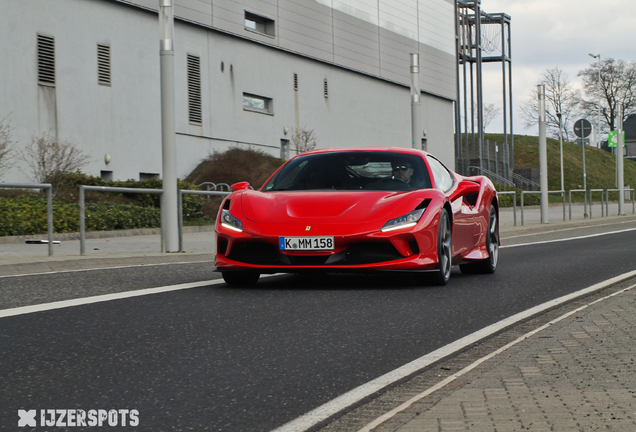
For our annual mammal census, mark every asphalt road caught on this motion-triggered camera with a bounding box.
[2,227,636,431]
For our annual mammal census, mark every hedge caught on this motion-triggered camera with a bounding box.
[0,192,209,237]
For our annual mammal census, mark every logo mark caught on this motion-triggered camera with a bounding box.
[18,410,37,427]
[305,226,311,231]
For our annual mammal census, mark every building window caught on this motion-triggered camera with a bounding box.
[243,93,273,115]
[244,11,275,37]
[37,34,55,86]
[97,44,111,86]
[140,172,159,181]
[187,54,202,125]
[100,170,113,181]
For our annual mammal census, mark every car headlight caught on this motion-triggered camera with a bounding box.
[381,209,425,232]
[220,209,243,232]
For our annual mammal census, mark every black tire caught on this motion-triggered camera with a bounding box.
[415,209,452,286]
[222,271,260,286]
[459,204,499,275]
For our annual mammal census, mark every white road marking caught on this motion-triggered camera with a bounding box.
[0,280,223,319]
[0,260,214,279]
[271,269,636,432]
[501,226,636,248]
[0,274,279,319]
[356,281,636,432]
[503,218,636,240]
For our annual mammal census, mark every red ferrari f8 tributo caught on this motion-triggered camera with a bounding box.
[214,147,499,286]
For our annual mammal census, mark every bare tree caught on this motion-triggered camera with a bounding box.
[292,125,318,154]
[461,103,501,132]
[18,135,91,193]
[482,103,501,130]
[0,115,15,179]
[520,67,579,141]
[578,58,636,132]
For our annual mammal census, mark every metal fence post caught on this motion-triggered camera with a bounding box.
[80,186,86,256]
[46,187,53,256]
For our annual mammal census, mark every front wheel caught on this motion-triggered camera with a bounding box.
[460,204,499,274]
[415,209,452,286]
[222,271,260,286]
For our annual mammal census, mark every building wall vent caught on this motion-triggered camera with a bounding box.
[323,79,328,98]
[37,34,55,86]
[187,54,202,125]
[294,73,298,91]
[97,44,111,86]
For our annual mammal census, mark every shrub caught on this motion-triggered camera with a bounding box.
[185,147,285,190]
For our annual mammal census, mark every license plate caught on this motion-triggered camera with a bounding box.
[279,236,334,250]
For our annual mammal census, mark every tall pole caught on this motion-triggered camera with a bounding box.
[410,53,422,150]
[582,122,588,218]
[618,104,625,215]
[557,112,564,192]
[588,53,602,148]
[159,0,179,252]
[538,85,548,224]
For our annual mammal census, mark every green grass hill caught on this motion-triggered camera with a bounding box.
[484,133,636,198]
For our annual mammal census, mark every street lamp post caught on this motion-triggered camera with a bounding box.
[557,112,564,192]
[159,0,179,252]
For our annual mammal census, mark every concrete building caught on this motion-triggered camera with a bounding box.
[1,0,457,183]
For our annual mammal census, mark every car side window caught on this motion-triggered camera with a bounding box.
[426,156,454,193]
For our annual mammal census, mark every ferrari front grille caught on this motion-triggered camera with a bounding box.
[344,243,403,265]
[228,242,278,265]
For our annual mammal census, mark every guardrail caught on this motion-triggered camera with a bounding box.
[177,189,231,251]
[588,189,605,218]
[79,185,163,256]
[520,190,565,226]
[604,188,636,216]
[568,189,587,220]
[511,172,540,191]
[496,191,516,226]
[0,182,54,256]
[468,166,514,188]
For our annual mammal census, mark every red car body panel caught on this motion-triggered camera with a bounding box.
[214,147,498,274]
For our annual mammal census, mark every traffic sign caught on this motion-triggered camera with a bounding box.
[574,119,592,138]
[608,130,625,148]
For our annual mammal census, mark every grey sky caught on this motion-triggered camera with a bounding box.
[480,0,633,135]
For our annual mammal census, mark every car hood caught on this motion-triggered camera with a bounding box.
[240,190,419,224]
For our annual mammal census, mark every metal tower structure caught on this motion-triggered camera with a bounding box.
[455,0,513,175]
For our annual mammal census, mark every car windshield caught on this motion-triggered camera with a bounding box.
[262,151,432,192]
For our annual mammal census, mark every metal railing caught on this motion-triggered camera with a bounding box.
[588,189,605,218]
[520,190,566,226]
[468,166,514,188]
[568,189,587,220]
[79,185,163,256]
[511,172,540,191]
[0,182,54,256]
[199,181,230,194]
[604,188,636,216]
[496,191,517,226]
[178,189,230,251]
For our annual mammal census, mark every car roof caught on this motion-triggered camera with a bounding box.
[296,147,432,158]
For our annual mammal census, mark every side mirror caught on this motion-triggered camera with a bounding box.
[449,180,480,202]
[230,181,252,192]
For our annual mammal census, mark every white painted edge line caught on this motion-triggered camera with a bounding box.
[501,226,636,248]
[503,218,636,240]
[0,279,223,319]
[0,260,214,279]
[271,269,636,432]
[357,280,636,432]
[0,274,280,319]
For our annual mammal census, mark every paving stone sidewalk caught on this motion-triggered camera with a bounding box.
[371,286,636,432]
